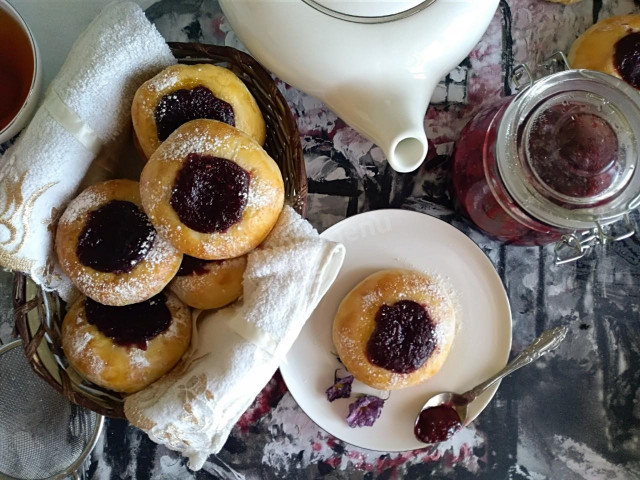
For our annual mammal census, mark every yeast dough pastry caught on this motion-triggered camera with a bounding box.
[62,291,191,393]
[132,63,266,159]
[569,14,640,90]
[139,119,284,260]
[169,255,247,309]
[333,269,456,390]
[55,179,182,306]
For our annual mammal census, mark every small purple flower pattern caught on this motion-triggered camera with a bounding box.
[346,395,386,428]
[325,374,354,402]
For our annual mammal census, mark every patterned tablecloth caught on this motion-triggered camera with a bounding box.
[1,0,639,478]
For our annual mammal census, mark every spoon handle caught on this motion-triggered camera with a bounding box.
[462,325,569,403]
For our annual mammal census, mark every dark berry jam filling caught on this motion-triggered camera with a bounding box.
[170,153,250,234]
[366,300,436,374]
[84,293,171,350]
[76,200,156,274]
[177,255,221,276]
[154,85,235,141]
[614,32,640,89]
[527,107,618,199]
[414,404,462,444]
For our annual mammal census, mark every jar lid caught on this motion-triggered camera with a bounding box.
[302,0,436,22]
[497,70,640,231]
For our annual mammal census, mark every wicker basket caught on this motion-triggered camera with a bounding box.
[14,42,307,419]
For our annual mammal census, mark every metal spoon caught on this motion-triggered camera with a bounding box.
[414,325,569,444]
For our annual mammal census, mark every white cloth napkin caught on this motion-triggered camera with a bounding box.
[0,1,174,299]
[124,207,346,471]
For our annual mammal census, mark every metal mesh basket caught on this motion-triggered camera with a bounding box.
[0,341,103,480]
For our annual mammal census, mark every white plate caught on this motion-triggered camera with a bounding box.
[279,209,512,451]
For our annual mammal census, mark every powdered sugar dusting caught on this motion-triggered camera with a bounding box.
[89,355,104,376]
[161,293,189,340]
[157,127,232,163]
[247,177,278,210]
[146,70,179,93]
[66,312,104,377]
[130,348,151,368]
[72,330,93,354]
[59,189,108,226]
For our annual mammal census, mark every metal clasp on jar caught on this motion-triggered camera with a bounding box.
[511,51,571,91]
[554,214,636,265]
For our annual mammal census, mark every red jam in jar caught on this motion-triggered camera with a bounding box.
[526,107,619,200]
[453,69,640,247]
[453,98,557,245]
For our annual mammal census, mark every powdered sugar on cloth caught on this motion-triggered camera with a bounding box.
[124,207,346,471]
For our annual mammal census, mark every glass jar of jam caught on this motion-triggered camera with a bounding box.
[453,62,640,263]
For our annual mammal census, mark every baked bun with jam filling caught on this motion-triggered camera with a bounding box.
[132,63,266,160]
[55,179,182,306]
[139,119,284,260]
[568,14,640,90]
[61,291,191,393]
[333,269,456,390]
[169,254,247,310]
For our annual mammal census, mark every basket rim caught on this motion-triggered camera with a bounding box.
[14,41,307,419]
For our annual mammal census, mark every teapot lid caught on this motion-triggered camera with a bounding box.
[302,0,436,22]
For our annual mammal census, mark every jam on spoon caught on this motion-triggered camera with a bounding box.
[414,404,462,444]
[414,327,568,445]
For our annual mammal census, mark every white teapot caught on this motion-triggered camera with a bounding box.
[220,0,500,172]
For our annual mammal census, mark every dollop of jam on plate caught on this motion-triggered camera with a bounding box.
[170,153,250,234]
[154,85,235,141]
[177,255,221,276]
[414,404,462,444]
[76,200,156,274]
[614,32,640,90]
[84,293,171,350]
[366,300,437,374]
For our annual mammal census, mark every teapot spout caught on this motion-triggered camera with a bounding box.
[325,81,434,173]
[387,130,429,174]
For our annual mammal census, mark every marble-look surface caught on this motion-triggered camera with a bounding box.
[2,0,640,478]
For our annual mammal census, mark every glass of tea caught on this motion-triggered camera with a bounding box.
[0,0,41,144]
